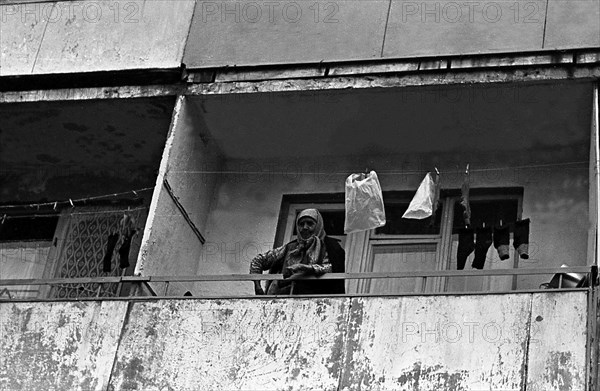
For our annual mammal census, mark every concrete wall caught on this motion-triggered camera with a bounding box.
[0,291,589,390]
[183,0,600,68]
[1,0,598,76]
[137,98,223,295]
[0,0,195,76]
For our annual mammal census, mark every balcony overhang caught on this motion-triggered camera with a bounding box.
[0,48,599,103]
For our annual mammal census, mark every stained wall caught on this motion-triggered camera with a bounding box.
[0,291,588,390]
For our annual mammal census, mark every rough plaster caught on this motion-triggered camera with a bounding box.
[138,97,223,296]
[183,0,600,67]
[0,292,588,390]
[0,0,196,76]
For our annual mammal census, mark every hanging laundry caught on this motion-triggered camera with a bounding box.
[460,165,471,226]
[102,233,119,273]
[118,234,134,269]
[429,169,442,226]
[513,218,530,259]
[118,213,137,269]
[403,172,437,219]
[472,226,492,269]
[493,223,510,260]
[344,171,386,234]
[457,227,474,270]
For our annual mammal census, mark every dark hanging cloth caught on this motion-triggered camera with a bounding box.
[493,224,511,260]
[472,226,492,269]
[103,233,119,273]
[430,171,442,226]
[513,218,530,259]
[457,227,474,270]
[460,169,471,226]
[118,229,135,269]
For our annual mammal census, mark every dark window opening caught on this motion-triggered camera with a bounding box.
[452,199,519,233]
[375,203,442,235]
[0,215,59,242]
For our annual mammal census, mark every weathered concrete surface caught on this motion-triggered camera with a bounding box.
[0,301,128,391]
[109,298,349,390]
[0,292,590,390]
[383,0,547,58]
[544,0,600,49]
[0,3,49,75]
[136,97,224,296]
[183,0,599,67]
[183,0,389,67]
[342,295,531,390]
[1,0,597,74]
[0,0,195,76]
[526,291,588,391]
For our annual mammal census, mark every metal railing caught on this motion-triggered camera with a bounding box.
[0,266,596,301]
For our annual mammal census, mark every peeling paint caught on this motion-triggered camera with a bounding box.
[1,301,128,390]
[544,351,576,390]
[0,292,589,391]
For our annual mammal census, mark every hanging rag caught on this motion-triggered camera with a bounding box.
[513,218,530,259]
[472,226,492,269]
[460,167,471,226]
[344,171,386,234]
[429,170,442,225]
[457,227,475,270]
[403,172,436,219]
[117,214,137,269]
[493,223,511,260]
[102,233,120,273]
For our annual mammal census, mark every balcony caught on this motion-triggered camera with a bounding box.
[1,68,599,390]
[0,267,598,390]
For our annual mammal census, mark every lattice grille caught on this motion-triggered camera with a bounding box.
[50,207,146,299]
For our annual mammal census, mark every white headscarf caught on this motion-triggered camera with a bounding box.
[291,208,326,265]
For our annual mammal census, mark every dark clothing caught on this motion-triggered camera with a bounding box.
[103,233,119,272]
[295,237,346,295]
[250,236,346,295]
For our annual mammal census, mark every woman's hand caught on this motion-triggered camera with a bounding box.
[284,264,314,278]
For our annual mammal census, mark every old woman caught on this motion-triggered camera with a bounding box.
[249,208,345,295]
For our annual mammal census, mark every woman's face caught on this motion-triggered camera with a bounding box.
[298,217,317,239]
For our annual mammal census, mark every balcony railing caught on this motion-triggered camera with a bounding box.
[0,266,596,301]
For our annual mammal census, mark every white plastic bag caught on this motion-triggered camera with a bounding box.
[402,172,435,219]
[344,171,386,234]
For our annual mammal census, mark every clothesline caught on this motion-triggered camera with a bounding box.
[1,207,148,220]
[0,188,153,210]
[171,161,588,175]
[0,160,589,211]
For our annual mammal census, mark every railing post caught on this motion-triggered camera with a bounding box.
[559,274,563,288]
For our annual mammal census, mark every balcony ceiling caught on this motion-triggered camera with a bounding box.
[192,81,593,161]
[0,97,175,202]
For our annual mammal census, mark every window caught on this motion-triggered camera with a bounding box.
[0,213,58,242]
[0,209,58,299]
[277,188,523,294]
